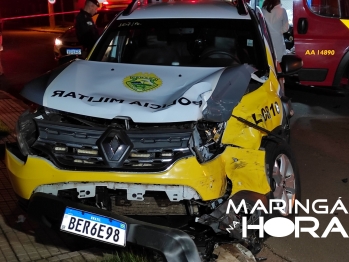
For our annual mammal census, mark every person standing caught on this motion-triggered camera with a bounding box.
[262,0,289,95]
[75,0,100,57]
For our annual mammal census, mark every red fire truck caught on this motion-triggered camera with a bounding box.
[292,0,349,90]
[255,0,349,90]
[100,0,132,9]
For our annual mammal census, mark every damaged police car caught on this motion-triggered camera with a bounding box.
[6,0,302,261]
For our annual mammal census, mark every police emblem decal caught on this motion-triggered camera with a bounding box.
[123,72,163,92]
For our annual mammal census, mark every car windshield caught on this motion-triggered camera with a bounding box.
[91,18,266,68]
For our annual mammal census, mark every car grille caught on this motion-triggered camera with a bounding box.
[32,119,193,171]
[111,195,187,215]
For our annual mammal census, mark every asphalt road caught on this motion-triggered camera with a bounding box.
[1,30,349,261]
[259,86,349,262]
[0,30,59,97]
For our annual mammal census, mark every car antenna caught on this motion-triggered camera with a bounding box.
[123,0,140,16]
[236,0,248,15]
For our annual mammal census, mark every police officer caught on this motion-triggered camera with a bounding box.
[75,0,100,57]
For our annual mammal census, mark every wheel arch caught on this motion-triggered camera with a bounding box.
[332,48,349,88]
[260,138,301,216]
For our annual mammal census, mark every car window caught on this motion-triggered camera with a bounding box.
[92,18,266,68]
[306,0,347,18]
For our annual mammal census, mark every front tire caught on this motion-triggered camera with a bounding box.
[265,140,301,217]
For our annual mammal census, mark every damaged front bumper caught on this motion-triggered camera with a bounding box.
[5,143,227,202]
[28,192,202,262]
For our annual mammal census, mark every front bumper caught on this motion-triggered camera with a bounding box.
[5,143,227,201]
[6,142,271,202]
[28,192,201,262]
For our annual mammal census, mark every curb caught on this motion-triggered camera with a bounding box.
[21,27,69,34]
[0,91,108,261]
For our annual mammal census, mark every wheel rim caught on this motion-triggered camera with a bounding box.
[272,153,296,216]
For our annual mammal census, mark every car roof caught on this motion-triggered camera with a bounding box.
[118,0,251,20]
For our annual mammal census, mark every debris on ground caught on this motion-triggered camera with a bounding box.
[214,243,256,262]
[16,215,26,223]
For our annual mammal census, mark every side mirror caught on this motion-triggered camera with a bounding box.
[278,54,303,77]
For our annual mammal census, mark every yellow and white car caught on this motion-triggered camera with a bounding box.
[7,0,302,260]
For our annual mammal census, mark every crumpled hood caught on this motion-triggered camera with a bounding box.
[21,60,256,123]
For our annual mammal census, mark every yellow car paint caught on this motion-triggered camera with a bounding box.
[222,147,270,195]
[222,72,283,149]
[6,139,271,202]
[6,148,227,201]
[340,19,349,29]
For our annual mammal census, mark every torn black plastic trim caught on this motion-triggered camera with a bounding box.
[28,192,201,262]
[231,114,286,142]
[5,143,28,163]
[196,190,269,240]
[20,61,73,105]
[202,64,256,122]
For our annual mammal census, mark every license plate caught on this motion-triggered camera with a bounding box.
[66,48,81,55]
[61,207,126,246]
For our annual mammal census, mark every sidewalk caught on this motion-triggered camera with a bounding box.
[0,91,106,262]
[22,26,71,34]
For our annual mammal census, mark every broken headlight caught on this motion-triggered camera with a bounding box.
[191,122,226,163]
[44,107,60,115]
[16,110,38,156]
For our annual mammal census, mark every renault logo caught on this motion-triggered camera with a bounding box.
[109,135,120,154]
[97,128,133,168]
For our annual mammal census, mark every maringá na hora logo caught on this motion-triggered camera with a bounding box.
[123,72,163,92]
